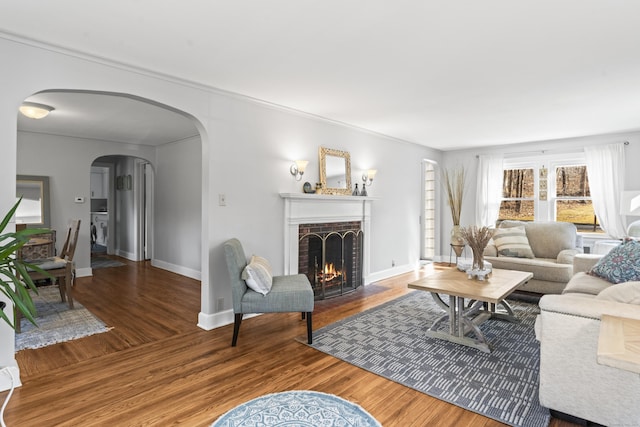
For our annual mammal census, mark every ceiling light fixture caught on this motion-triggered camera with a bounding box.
[19,102,54,119]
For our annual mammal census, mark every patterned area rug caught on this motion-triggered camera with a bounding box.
[211,390,381,426]
[91,255,125,269]
[16,286,111,351]
[309,291,550,427]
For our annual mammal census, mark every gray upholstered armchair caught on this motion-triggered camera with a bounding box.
[223,238,314,346]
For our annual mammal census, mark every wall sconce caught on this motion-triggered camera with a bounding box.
[290,160,309,181]
[19,102,55,119]
[362,169,377,186]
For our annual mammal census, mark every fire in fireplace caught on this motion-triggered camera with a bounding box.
[298,221,363,299]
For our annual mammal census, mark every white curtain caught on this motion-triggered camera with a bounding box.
[585,143,626,238]
[475,154,504,227]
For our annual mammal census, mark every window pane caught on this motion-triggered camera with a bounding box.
[556,166,590,197]
[502,169,534,198]
[422,162,436,259]
[556,200,599,230]
[499,200,535,221]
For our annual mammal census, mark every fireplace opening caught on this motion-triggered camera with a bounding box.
[299,221,363,299]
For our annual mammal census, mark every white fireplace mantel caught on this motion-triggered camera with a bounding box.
[280,193,376,284]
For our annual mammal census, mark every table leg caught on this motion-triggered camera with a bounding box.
[426,292,493,353]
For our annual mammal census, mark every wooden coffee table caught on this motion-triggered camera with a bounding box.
[408,268,533,353]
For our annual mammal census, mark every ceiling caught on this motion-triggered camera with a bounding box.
[4,1,640,150]
[18,91,199,146]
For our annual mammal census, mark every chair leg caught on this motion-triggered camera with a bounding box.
[231,313,243,347]
[57,278,66,303]
[306,312,313,344]
[301,312,306,320]
[64,268,74,309]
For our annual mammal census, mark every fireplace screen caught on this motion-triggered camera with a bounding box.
[298,221,363,299]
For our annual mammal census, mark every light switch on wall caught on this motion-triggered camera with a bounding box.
[218,194,227,206]
[74,196,85,203]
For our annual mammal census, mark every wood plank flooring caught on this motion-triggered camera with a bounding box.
[1,259,579,426]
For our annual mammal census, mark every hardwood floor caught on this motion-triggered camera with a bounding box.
[1,259,579,426]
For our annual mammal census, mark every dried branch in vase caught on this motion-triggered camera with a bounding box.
[442,166,466,226]
[460,226,493,271]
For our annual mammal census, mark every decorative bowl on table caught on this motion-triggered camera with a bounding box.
[457,259,472,272]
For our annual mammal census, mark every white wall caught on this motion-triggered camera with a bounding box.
[0,35,441,386]
[439,132,640,255]
[154,136,202,278]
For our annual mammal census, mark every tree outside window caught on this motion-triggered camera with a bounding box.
[499,168,535,221]
[555,165,600,232]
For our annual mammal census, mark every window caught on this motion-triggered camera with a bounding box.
[497,155,602,233]
[499,168,535,221]
[554,165,599,232]
[422,161,436,259]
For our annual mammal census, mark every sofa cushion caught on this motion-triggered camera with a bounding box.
[241,255,273,295]
[596,281,640,305]
[486,255,574,283]
[492,225,534,258]
[589,239,640,284]
[563,272,612,296]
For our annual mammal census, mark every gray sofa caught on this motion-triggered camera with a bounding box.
[484,221,583,294]
[535,254,640,425]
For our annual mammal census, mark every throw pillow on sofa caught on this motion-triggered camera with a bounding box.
[589,239,640,284]
[492,225,534,258]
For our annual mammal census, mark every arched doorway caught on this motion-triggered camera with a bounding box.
[16,89,202,279]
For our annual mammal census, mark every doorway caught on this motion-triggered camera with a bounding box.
[90,155,155,269]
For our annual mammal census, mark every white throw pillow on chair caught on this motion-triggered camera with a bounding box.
[242,255,273,295]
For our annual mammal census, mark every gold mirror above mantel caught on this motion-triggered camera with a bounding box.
[318,147,352,195]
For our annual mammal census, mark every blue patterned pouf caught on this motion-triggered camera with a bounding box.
[211,390,382,426]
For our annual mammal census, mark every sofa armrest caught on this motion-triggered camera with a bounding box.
[539,294,640,321]
[537,294,640,425]
[556,248,579,265]
[572,253,603,274]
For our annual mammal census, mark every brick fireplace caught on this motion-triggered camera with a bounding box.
[280,193,374,293]
[298,221,363,299]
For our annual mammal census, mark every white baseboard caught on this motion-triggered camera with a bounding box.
[76,267,92,278]
[116,249,137,261]
[151,259,201,281]
[197,309,259,331]
[0,364,21,392]
[366,262,417,284]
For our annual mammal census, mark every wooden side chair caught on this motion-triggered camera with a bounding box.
[16,219,81,333]
[223,238,314,346]
[25,219,81,306]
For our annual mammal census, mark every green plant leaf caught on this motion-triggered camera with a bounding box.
[0,197,51,329]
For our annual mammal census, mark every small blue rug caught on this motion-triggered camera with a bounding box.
[309,291,550,427]
[16,286,110,351]
[211,390,381,426]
